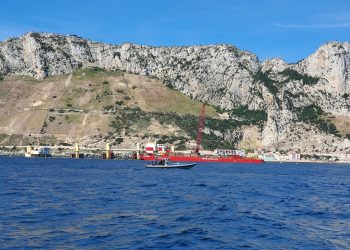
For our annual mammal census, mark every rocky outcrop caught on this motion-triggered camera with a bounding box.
[296,41,350,92]
[0,32,349,151]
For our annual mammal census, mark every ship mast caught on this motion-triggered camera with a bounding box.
[195,104,206,154]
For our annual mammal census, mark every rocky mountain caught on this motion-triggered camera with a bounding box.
[0,32,349,154]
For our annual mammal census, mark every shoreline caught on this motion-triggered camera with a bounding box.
[265,159,350,164]
[1,153,350,164]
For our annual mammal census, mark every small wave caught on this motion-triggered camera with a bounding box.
[293,210,327,217]
[157,233,172,239]
[179,227,206,236]
[0,191,20,196]
[169,239,191,248]
[89,233,112,239]
[199,236,223,244]
[57,211,78,216]
[191,183,207,187]
[111,211,134,219]
[238,244,254,248]
[99,197,117,202]
[196,201,211,207]
[304,210,327,216]
[175,216,191,222]
[19,219,38,224]
[47,230,69,235]
[257,234,269,238]
[272,222,286,229]
[248,214,268,221]
[140,183,158,187]
[116,214,133,219]
[277,197,302,204]
[216,204,229,211]
[238,210,251,214]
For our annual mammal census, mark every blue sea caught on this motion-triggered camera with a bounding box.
[1,157,350,249]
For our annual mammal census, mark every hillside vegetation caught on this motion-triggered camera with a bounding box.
[0,68,265,150]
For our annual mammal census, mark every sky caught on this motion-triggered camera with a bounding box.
[0,0,349,62]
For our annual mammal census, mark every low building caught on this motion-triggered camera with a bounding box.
[25,146,51,157]
[263,152,277,161]
[214,149,245,156]
[288,151,301,161]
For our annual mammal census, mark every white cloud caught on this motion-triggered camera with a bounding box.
[326,12,350,21]
[275,22,350,29]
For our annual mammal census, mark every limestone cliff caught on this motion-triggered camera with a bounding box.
[0,32,349,153]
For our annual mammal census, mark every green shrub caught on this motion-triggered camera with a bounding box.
[253,70,279,95]
[163,79,175,89]
[280,69,319,85]
[115,138,123,144]
[103,90,111,96]
[230,105,267,125]
[89,67,105,72]
[110,106,266,150]
[295,105,340,136]
[103,105,114,111]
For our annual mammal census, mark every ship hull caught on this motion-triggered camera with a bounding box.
[140,155,264,163]
[145,162,196,169]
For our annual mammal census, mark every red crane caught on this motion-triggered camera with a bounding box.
[195,104,206,154]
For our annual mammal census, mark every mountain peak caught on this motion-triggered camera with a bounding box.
[261,58,288,73]
[296,40,350,91]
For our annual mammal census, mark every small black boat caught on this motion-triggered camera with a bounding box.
[145,161,196,169]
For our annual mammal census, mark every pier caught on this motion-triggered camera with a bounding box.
[1,144,139,159]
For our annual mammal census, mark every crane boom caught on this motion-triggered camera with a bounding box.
[195,104,206,154]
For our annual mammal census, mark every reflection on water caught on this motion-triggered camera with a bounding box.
[1,157,350,249]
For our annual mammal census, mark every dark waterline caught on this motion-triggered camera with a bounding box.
[1,156,350,249]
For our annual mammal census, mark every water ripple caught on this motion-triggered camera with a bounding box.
[1,158,350,249]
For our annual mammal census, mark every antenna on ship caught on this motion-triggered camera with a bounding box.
[195,104,206,154]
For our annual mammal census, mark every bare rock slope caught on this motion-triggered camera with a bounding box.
[1,32,350,153]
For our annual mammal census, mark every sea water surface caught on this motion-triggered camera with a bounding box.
[1,156,350,249]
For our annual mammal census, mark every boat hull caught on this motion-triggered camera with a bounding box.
[140,155,264,163]
[145,163,196,169]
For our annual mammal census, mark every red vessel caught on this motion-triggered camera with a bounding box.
[139,153,264,164]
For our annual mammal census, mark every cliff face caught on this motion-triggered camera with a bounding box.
[0,32,262,109]
[297,41,350,93]
[1,32,350,152]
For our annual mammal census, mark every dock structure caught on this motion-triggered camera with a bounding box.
[71,143,84,158]
[101,143,115,159]
[24,146,32,158]
[136,143,140,159]
[1,144,138,159]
